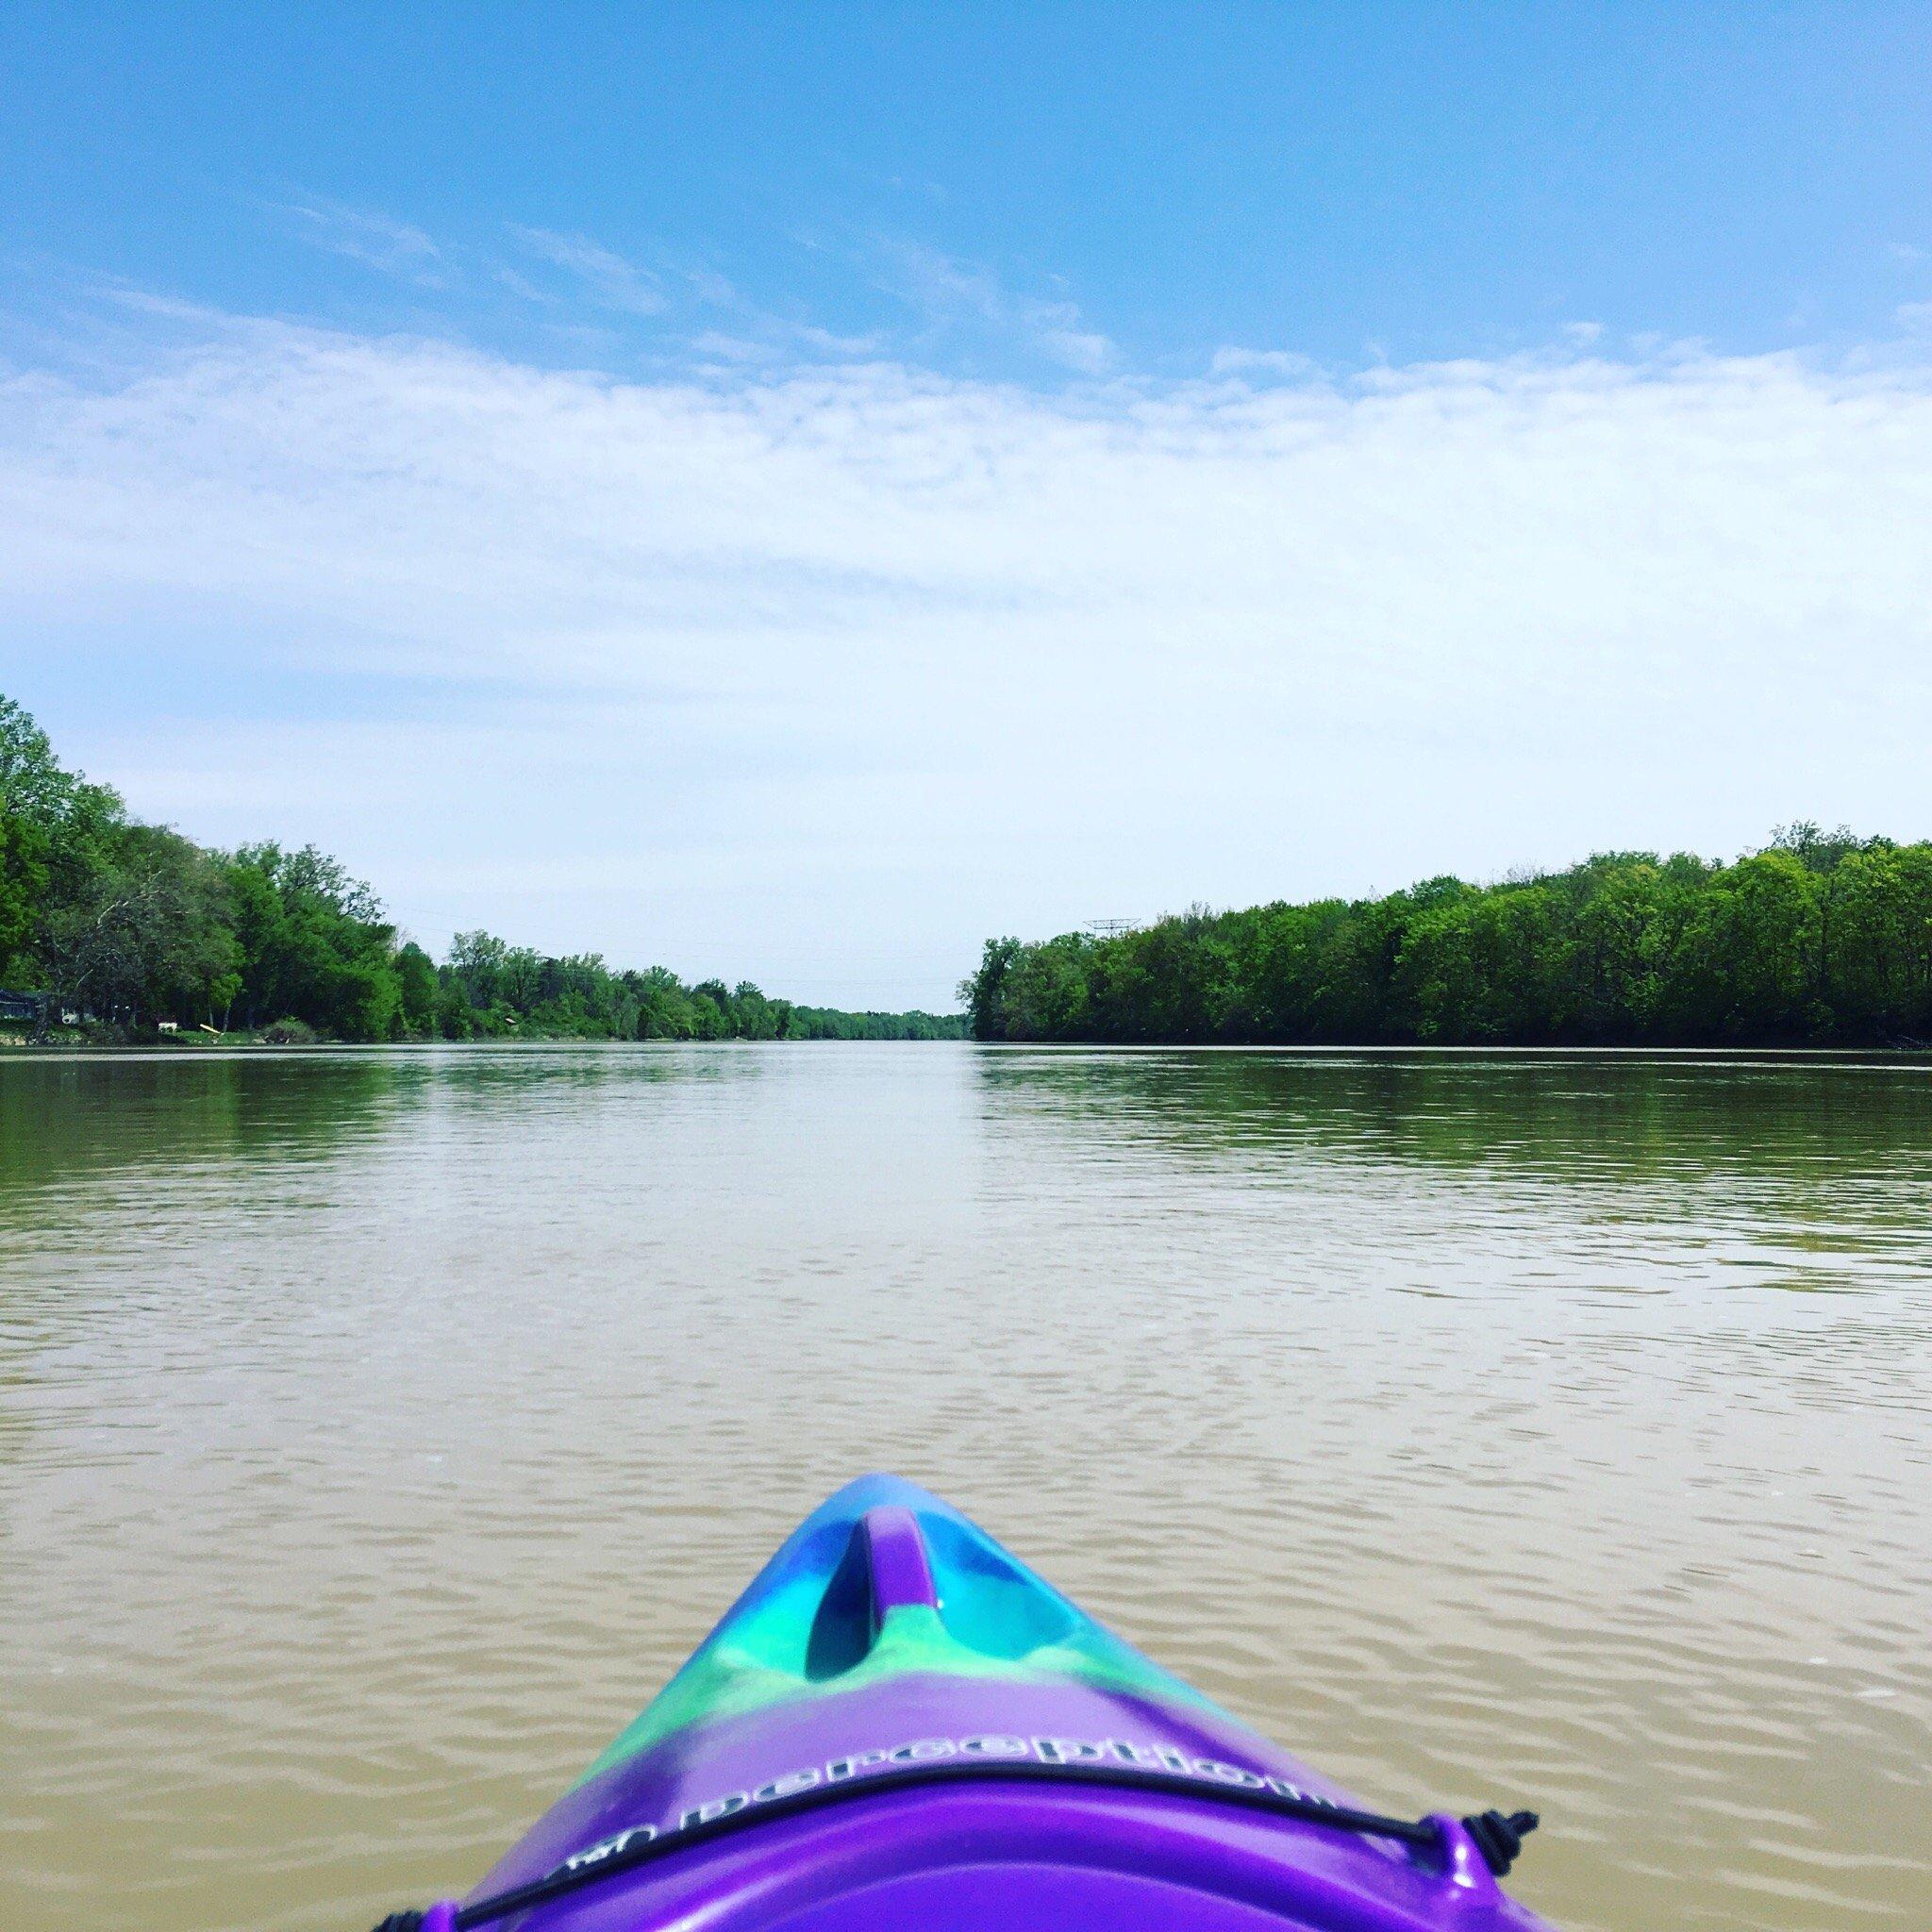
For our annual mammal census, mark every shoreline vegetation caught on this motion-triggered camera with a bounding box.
[964,834,1932,1050]
[0,696,963,1046]
[13,685,1927,1057]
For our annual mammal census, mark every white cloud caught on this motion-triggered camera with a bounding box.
[688,330,781,364]
[3,309,1931,1004]
[509,227,666,315]
[875,240,1116,373]
[275,197,447,285]
[1209,346,1316,378]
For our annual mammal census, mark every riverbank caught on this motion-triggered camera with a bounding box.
[965,829,1932,1049]
[2,695,966,1045]
[0,1021,968,1052]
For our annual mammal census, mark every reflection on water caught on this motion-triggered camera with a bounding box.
[2,1045,1928,1932]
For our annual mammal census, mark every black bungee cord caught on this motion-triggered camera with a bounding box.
[369,1757,1539,1931]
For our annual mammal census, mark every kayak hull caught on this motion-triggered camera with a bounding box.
[448,1475,1554,1930]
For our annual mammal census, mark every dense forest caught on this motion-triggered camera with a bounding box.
[964,834,1932,1048]
[0,696,963,1043]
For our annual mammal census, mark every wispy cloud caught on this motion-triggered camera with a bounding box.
[687,330,780,364]
[274,196,447,285]
[874,240,1115,373]
[509,227,666,315]
[1208,346,1316,379]
[675,263,884,361]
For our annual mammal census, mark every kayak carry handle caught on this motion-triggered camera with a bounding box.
[366,1764,1541,1931]
[1461,1807,1540,1877]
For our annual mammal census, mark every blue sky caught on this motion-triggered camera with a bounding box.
[3,6,1931,1006]
[9,7,1930,370]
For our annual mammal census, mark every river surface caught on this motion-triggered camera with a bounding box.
[1,1045,1928,1932]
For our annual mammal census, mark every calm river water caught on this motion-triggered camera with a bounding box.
[2,1045,1928,1931]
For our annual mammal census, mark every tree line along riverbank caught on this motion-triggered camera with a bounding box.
[0,696,963,1045]
[963,831,1932,1048]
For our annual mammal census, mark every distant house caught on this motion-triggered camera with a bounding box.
[0,989,45,1024]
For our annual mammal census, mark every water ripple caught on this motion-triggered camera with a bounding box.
[2,1045,1928,1931]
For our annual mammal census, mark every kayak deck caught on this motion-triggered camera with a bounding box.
[392,1475,1552,1931]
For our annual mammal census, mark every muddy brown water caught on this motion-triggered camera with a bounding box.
[2,1044,1927,1930]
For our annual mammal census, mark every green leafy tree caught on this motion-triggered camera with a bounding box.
[965,836,1930,1048]
[961,937,1023,1039]
[41,823,239,1026]
[730,980,780,1040]
[0,695,86,825]
[1003,933,1095,1040]
[632,964,696,1039]
[689,978,731,1041]
[1,693,130,975]
[1818,843,1932,1040]
[1672,851,1823,1041]
[0,808,49,977]
[394,941,441,1037]
[227,842,401,1041]
[1395,885,1565,1042]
